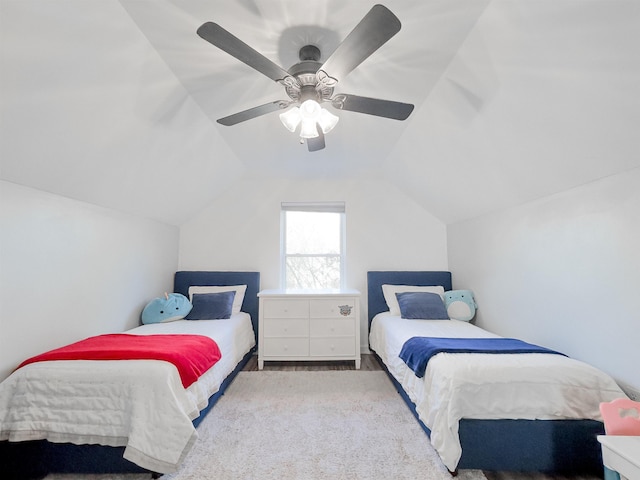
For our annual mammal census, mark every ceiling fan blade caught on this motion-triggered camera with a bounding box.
[318,5,401,83]
[307,127,325,152]
[198,22,291,83]
[331,94,414,120]
[217,100,291,126]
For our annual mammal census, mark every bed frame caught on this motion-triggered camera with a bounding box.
[1,271,260,480]
[367,271,604,474]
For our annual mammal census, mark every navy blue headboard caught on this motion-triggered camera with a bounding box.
[174,271,260,342]
[367,271,452,327]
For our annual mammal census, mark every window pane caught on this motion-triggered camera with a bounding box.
[285,256,341,289]
[286,211,341,254]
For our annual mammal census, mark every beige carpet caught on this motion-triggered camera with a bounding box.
[48,371,487,480]
[166,370,485,480]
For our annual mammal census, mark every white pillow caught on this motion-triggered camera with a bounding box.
[382,284,445,316]
[188,285,247,315]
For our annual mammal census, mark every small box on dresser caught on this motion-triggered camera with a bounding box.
[258,289,361,370]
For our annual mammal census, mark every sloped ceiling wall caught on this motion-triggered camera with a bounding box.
[0,0,245,226]
[387,0,640,223]
[1,0,639,226]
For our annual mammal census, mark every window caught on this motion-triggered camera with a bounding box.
[281,202,345,290]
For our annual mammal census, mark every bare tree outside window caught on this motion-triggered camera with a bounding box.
[281,203,345,290]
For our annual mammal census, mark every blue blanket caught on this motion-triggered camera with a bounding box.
[399,336,566,378]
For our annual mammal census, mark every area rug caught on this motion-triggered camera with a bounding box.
[47,371,486,480]
[167,370,485,480]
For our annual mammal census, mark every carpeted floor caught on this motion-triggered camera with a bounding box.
[46,370,487,480]
[161,370,486,480]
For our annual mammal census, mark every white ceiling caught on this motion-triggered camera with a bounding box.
[1,0,639,226]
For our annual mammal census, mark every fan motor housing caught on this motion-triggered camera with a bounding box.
[288,62,321,79]
[288,44,322,79]
[298,85,320,103]
[285,45,334,102]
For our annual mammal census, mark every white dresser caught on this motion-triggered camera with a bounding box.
[258,289,361,370]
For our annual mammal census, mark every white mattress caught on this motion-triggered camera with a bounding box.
[369,313,626,472]
[0,313,255,473]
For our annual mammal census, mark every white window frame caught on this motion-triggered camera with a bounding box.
[280,201,346,290]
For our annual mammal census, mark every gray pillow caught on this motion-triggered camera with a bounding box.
[396,292,449,320]
[186,291,236,320]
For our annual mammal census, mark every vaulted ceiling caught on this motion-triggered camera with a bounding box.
[1,0,639,226]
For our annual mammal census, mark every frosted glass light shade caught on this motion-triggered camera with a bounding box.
[300,99,321,120]
[279,107,301,132]
[299,118,319,138]
[279,100,339,138]
[318,108,339,134]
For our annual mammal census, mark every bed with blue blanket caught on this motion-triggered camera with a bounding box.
[0,271,259,479]
[367,271,625,474]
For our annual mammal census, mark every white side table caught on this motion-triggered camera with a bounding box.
[597,435,640,480]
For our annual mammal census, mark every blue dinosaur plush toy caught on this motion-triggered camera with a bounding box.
[444,290,477,322]
[141,292,192,324]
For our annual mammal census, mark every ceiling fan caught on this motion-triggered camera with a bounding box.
[197,4,414,152]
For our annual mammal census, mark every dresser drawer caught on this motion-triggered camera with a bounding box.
[262,338,309,357]
[263,299,309,318]
[310,337,356,356]
[309,298,357,318]
[310,318,355,337]
[263,318,309,337]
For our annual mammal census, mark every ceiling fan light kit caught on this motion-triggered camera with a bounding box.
[197,4,414,151]
[279,100,339,139]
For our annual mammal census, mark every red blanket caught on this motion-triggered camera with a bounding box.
[17,334,221,388]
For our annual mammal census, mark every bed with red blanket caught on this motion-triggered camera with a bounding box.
[17,333,223,388]
[0,271,260,478]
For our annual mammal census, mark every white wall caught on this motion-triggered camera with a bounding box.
[447,168,640,394]
[0,181,179,381]
[179,174,449,349]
